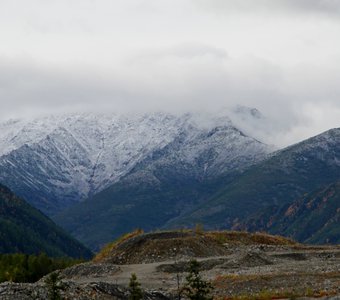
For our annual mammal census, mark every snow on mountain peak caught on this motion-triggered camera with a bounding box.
[0,110,273,214]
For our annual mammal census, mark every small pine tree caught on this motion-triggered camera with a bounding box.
[44,271,64,300]
[183,260,213,300]
[128,273,143,300]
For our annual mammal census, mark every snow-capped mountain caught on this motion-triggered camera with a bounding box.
[169,127,340,235]
[0,108,273,215]
[55,125,340,250]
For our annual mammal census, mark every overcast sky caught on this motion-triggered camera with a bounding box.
[0,0,340,146]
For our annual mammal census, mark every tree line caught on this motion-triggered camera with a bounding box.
[0,253,84,283]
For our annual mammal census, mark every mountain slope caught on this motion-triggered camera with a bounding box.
[236,181,340,244]
[0,184,92,258]
[0,128,93,213]
[169,128,340,243]
[0,113,184,215]
[0,110,271,216]
[55,124,271,250]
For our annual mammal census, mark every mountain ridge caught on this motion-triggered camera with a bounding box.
[55,120,271,250]
[0,109,272,215]
[1,111,338,250]
[168,127,340,242]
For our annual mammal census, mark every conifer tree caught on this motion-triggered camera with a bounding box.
[44,271,64,300]
[183,260,213,300]
[128,273,143,300]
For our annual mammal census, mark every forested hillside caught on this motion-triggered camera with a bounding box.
[0,184,92,258]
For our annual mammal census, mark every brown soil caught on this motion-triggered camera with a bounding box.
[102,231,230,264]
[65,231,340,299]
[1,230,339,299]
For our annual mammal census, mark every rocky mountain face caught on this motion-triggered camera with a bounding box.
[0,113,182,215]
[0,109,271,216]
[0,184,92,258]
[170,128,340,243]
[236,181,340,244]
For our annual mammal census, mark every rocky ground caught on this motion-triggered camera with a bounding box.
[0,231,339,299]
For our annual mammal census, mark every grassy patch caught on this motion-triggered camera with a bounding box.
[214,287,339,300]
[214,288,313,300]
[214,272,340,284]
[206,231,297,246]
[93,228,144,262]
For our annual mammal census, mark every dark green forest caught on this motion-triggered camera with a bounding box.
[0,184,92,258]
[0,253,83,283]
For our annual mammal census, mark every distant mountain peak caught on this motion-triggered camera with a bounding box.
[0,110,272,215]
[276,127,340,159]
[232,105,263,119]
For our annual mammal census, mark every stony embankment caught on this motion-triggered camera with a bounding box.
[0,231,339,299]
[0,280,170,300]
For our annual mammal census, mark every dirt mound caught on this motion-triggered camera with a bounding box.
[238,251,273,267]
[102,231,229,264]
[207,231,297,246]
[222,251,273,269]
[157,258,227,273]
[61,263,121,279]
[273,252,307,261]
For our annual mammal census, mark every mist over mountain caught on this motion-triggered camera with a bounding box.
[0,107,272,216]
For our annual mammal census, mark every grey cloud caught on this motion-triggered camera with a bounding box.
[140,44,228,60]
[195,0,340,17]
[0,61,129,118]
[127,44,229,73]
[0,1,339,149]
[1,48,339,147]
